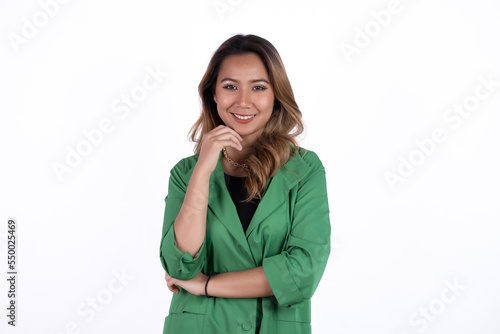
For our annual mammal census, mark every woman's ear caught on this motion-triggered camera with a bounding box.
[214,94,217,104]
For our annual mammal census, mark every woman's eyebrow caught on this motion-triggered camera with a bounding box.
[220,77,270,84]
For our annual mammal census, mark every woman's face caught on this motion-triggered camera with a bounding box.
[214,53,275,143]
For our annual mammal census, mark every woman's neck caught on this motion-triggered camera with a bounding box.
[222,139,254,177]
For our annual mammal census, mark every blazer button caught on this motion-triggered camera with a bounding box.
[241,321,252,331]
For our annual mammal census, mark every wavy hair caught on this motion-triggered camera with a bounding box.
[189,34,304,201]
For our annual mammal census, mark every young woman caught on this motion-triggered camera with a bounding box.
[159,34,331,334]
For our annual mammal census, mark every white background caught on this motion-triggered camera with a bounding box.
[1,0,499,333]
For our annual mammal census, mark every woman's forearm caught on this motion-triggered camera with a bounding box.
[207,266,274,298]
[173,165,211,256]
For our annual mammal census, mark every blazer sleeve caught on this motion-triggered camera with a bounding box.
[159,158,207,280]
[262,152,331,307]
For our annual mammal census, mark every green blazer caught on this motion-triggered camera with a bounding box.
[159,147,331,334]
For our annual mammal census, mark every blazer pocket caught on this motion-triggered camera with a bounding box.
[168,290,209,315]
[163,292,208,334]
[274,301,312,334]
[163,313,205,334]
[274,299,311,323]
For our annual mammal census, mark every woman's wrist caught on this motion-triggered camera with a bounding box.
[205,272,219,298]
[201,268,273,299]
[192,163,214,182]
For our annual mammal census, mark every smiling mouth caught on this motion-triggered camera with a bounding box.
[231,113,256,120]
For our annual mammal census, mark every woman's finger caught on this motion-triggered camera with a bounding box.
[212,134,243,151]
[216,138,243,151]
[165,272,180,294]
[209,132,241,145]
[209,125,243,142]
[168,283,180,294]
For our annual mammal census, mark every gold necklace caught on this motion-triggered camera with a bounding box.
[222,147,249,171]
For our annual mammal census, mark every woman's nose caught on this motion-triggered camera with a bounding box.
[237,90,251,108]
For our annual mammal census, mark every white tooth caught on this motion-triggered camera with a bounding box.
[234,114,255,120]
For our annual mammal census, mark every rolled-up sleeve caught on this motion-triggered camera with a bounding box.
[159,160,207,280]
[263,164,331,307]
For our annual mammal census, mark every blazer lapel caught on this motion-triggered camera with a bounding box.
[245,150,311,237]
[207,151,253,257]
[204,149,311,256]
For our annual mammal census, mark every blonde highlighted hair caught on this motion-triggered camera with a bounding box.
[190,34,304,201]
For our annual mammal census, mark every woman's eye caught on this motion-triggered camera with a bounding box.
[223,84,237,90]
[253,86,267,91]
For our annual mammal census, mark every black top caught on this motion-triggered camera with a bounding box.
[224,173,260,234]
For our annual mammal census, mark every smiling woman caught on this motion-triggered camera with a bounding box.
[214,53,275,163]
[159,34,331,334]
[193,34,306,195]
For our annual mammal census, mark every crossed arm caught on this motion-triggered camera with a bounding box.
[164,266,273,298]
[163,144,274,298]
[160,145,330,304]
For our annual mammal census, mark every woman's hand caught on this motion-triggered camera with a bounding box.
[171,127,240,257]
[165,271,209,296]
[196,125,243,175]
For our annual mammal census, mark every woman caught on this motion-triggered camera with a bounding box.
[159,34,331,334]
